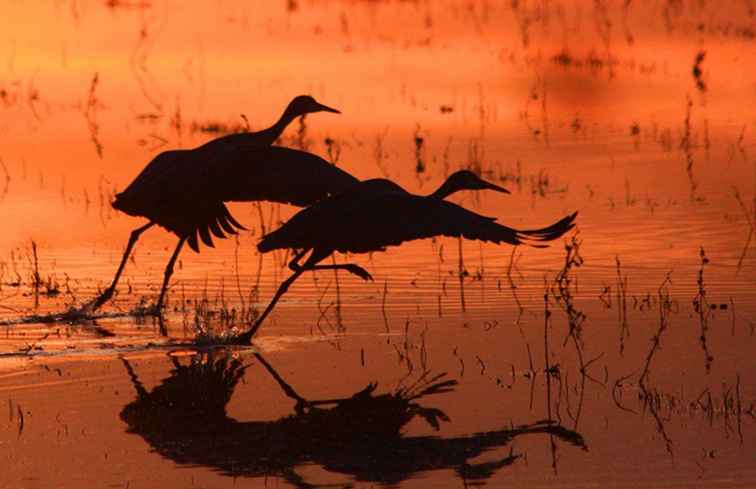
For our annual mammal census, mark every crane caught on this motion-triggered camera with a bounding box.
[90,95,351,312]
[237,170,577,342]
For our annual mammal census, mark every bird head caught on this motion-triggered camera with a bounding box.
[445,170,510,194]
[285,95,340,118]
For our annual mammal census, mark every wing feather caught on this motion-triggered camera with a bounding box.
[217,214,238,235]
[208,219,226,239]
[187,232,200,253]
[259,187,577,254]
[222,206,247,231]
[330,197,525,253]
[204,145,359,206]
[198,224,214,248]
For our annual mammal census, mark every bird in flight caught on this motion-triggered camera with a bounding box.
[237,170,577,342]
[89,95,352,313]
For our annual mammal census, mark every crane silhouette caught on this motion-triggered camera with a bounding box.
[237,170,577,342]
[90,95,352,313]
[194,95,339,150]
[120,350,587,486]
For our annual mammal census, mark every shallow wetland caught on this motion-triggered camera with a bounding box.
[0,1,755,487]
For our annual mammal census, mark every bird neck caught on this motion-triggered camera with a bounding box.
[270,109,300,141]
[427,179,459,200]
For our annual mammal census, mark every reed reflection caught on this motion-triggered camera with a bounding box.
[120,350,587,487]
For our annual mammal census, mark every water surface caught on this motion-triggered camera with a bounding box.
[0,1,755,487]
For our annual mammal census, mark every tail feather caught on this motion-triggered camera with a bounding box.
[217,215,238,235]
[516,211,577,245]
[188,204,246,253]
[199,224,215,248]
[208,219,226,239]
[188,231,200,253]
[223,207,248,231]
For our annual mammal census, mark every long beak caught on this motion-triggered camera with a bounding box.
[314,102,341,114]
[483,180,511,194]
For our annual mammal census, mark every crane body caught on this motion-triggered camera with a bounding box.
[238,171,577,342]
[89,96,350,313]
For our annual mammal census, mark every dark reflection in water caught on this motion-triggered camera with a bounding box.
[120,350,587,487]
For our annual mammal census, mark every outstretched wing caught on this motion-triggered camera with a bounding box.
[112,145,357,251]
[115,145,358,221]
[330,196,576,253]
[113,149,247,251]
[259,188,577,254]
[113,149,190,217]
[203,145,359,206]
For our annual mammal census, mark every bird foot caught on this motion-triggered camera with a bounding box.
[71,292,109,318]
[344,264,373,281]
[294,399,315,415]
[74,298,97,316]
[234,329,255,345]
[88,287,115,312]
[144,302,164,317]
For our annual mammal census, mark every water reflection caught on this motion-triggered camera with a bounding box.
[120,350,586,487]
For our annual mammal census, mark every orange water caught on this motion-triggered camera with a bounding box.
[0,1,755,488]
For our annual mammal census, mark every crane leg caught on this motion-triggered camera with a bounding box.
[294,263,373,281]
[237,267,305,343]
[121,357,148,398]
[253,353,309,408]
[287,249,308,272]
[91,222,156,311]
[253,352,363,414]
[155,236,187,313]
[236,250,309,343]
[237,249,372,344]
[289,247,373,281]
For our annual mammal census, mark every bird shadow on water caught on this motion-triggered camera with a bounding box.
[120,350,587,487]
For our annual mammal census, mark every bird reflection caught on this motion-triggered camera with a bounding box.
[120,350,587,487]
